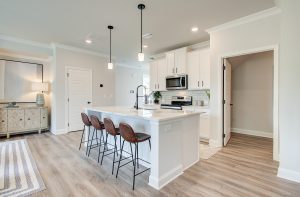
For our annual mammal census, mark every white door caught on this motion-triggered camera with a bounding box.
[187,51,200,90]
[67,68,92,132]
[224,59,232,146]
[157,58,167,91]
[149,61,158,91]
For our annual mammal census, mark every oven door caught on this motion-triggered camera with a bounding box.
[166,75,187,90]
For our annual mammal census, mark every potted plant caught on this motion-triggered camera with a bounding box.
[153,91,162,104]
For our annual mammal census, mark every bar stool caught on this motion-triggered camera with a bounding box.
[116,122,151,190]
[89,115,106,157]
[100,118,122,174]
[78,113,94,155]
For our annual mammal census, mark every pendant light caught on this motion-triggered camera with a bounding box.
[138,4,145,62]
[108,25,114,69]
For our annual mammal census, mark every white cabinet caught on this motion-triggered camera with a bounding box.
[200,114,210,140]
[150,58,167,91]
[187,47,210,90]
[166,47,187,75]
[0,107,48,138]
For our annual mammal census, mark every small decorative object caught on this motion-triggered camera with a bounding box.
[31,82,49,107]
[205,90,210,100]
[153,91,161,104]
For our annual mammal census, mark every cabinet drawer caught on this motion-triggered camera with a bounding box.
[0,109,8,133]
[41,108,48,128]
[8,109,25,132]
[25,109,41,129]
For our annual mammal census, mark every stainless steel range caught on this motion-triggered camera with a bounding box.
[161,96,192,110]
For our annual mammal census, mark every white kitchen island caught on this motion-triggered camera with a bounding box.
[85,106,202,190]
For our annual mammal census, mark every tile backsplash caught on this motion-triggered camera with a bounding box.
[160,90,210,106]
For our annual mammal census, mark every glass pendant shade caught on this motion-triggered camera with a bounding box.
[108,62,113,69]
[138,52,144,62]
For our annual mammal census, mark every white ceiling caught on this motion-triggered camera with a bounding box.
[0,0,275,67]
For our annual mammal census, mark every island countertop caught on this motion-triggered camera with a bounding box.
[85,106,202,122]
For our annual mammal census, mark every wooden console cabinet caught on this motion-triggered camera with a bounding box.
[0,107,48,138]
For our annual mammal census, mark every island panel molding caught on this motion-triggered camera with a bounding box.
[85,106,202,190]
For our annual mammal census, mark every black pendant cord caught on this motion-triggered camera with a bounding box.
[140,7,143,53]
[110,28,112,63]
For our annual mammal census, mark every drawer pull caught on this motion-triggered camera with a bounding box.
[20,119,23,121]
[28,118,31,120]
[43,117,45,119]
[1,120,4,123]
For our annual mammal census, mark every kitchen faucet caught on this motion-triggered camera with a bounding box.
[135,85,147,110]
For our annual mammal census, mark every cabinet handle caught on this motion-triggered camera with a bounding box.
[202,81,204,87]
[28,118,30,120]
[176,68,178,73]
[198,81,200,87]
[155,84,156,89]
[20,119,22,121]
[158,84,159,89]
[1,120,4,123]
[43,117,45,119]
[172,68,175,73]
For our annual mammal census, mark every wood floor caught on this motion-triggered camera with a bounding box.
[1,132,300,196]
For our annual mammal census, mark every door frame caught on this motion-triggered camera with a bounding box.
[65,66,92,133]
[220,45,279,161]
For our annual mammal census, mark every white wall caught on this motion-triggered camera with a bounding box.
[277,0,300,183]
[115,66,143,107]
[0,60,4,100]
[208,11,280,147]
[51,46,115,133]
[230,51,273,135]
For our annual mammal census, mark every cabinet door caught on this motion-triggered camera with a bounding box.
[166,52,175,76]
[200,114,210,139]
[187,51,200,90]
[175,48,187,74]
[199,48,210,89]
[41,108,48,128]
[149,61,158,91]
[8,109,24,132]
[25,109,40,129]
[0,109,7,133]
[157,58,167,91]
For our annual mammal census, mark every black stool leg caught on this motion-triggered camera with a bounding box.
[112,136,117,174]
[116,140,125,178]
[136,143,139,168]
[130,143,135,167]
[96,129,99,146]
[88,128,96,156]
[85,126,91,155]
[100,132,109,165]
[79,125,85,150]
[133,143,137,190]
[97,130,103,163]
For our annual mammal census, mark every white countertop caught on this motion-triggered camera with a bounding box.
[86,106,203,122]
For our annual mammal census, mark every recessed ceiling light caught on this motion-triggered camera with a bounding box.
[191,26,199,32]
[143,45,148,48]
[143,33,153,39]
[85,39,92,44]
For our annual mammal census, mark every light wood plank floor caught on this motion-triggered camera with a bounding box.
[1,132,300,196]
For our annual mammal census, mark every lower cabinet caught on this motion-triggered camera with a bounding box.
[0,109,7,134]
[0,107,48,138]
[200,114,210,140]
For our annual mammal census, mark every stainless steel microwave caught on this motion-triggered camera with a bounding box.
[166,75,188,90]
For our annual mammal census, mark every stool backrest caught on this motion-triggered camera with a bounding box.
[119,123,137,143]
[104,118,118,136]
[81,113,91,126]
[90,115,103,130]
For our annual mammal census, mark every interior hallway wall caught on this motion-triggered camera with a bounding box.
[230,51,273,137]
[115,66,143,107]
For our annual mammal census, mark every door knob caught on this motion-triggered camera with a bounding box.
[87,101,91,104]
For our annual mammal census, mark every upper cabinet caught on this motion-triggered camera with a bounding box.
[187,47,210,90]
[150,58,167,91]
[166,47,187,76]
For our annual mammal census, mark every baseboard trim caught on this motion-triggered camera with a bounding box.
[278,167,300,183]
[148,165,183,190]
[232,128,273,138]
[51,129,68,135]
